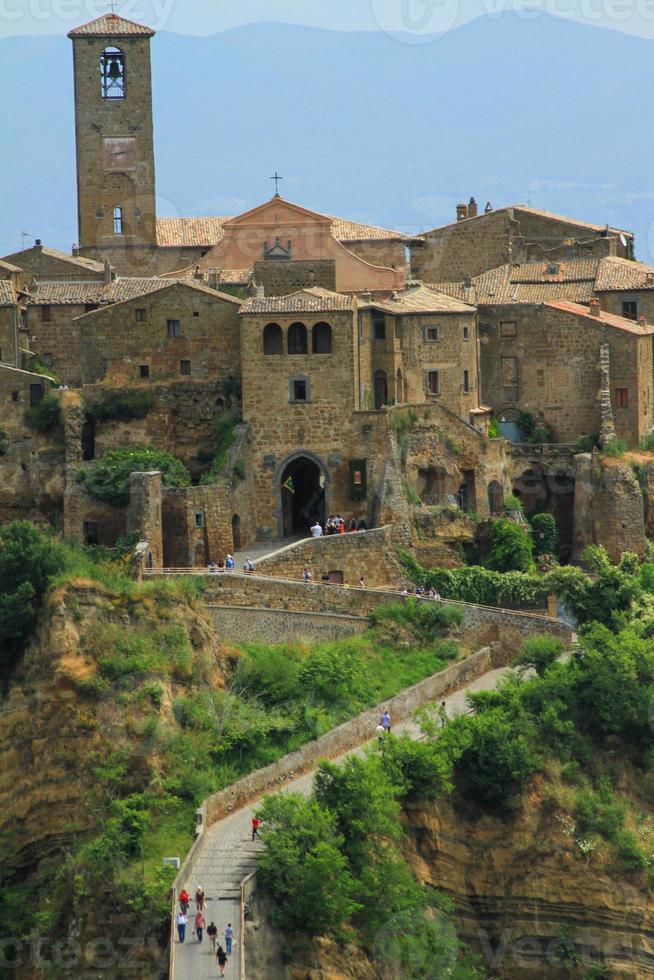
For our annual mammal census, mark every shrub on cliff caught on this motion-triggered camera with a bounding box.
[530,513,557,557]
[0,522,66,683]
[79,446,190,507]
[485,518,535,573]
[24,394,62,433]
[84,390,155,422]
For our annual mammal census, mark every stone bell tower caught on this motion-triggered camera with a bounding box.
[68,13,158,274]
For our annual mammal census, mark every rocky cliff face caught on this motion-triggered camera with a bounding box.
[254,790,654,979]
[0,578,226,977]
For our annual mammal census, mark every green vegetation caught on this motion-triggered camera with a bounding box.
[0,522,67,685]
[530,512,558,557]
[200,410,241,484]
[603,436,628,457]
[24,394,62,433]
[79,445,191,506]
[84,389,156,422]
[485,517,535,573]
[27,354,58,382]
[575,434,599,453]
[488,415,501,438]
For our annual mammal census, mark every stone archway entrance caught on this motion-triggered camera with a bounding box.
[279,454,328,537]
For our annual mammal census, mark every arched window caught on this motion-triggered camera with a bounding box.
[288,322,307,355]
[263,322,283,355]
[312,321,332,354]
[101,47,125,100]
[113,207,124,235]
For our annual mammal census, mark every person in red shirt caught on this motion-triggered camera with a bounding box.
[194,909,205,942]
[251,816,261,841]
[179,889,190,914]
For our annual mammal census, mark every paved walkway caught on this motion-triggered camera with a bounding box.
[172,665,510,980]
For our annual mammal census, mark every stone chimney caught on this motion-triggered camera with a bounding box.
[34,239,42,252]
[639,314,648,328]
[206,269,219,289]
[456,203,468,221]
[360,290,372,303]
[256,283,265,299]
[103,260,112,285]
[468,197,478,218]
[589,298,601,317]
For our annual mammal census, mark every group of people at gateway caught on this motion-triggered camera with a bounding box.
[176,886,234,975]
[310,515,367,536]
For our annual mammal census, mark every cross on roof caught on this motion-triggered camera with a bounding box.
[108,0,116,13]
[270,171,283,197]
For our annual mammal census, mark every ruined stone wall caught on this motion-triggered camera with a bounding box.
[79,285,241,385]
[573,453,646,560]
[479,304,652,446]
[162,484,234,567]
[126,471,163,567]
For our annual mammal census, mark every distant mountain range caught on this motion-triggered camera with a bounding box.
[2,13,654,261]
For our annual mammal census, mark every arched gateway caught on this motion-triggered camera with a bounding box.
[276,451,330,538]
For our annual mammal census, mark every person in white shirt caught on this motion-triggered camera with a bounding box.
[310,521,323,537]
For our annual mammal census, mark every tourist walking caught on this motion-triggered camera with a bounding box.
[194,910,205,942]
[179,888,190,914]
[216,944,228,976]
[303,567,312,582]
[207,921,218,953]
[381,710,391,733]
[310,520,323,537]
[438,701,448,729]
[225,554,235,570]
[224,923,235,956]
[195,885,205,911]
[176,911,187,943]
[251,816,261,840]
[359,576,366,588]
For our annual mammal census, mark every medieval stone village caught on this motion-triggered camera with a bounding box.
[7,9,654,980]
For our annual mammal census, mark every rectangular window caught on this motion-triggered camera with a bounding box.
[293,379,307,401]
[424,325,440,342]
[194,512,204,529]
[615,387,629,408]
[372,312,386,340]
[42,305,51,323]
[139,364,150,379]
[29,383,44,406]
[193,311,200,318]
[427,370,440,396]
[167,319,181,338]
[621,300,638,321]
[135,308,146,322]
[463,369,470,392]
[500,320,517,337]
[180,360,191,376]
[501,356,518,387]
[463,325,470,340]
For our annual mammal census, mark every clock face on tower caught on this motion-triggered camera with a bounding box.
[102,137,137,173]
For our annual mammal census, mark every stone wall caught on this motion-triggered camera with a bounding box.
[209,605,369,643]
[126,471,163,567]
[573,452,647,560]
[201,646,496,828]
[28,302,87,387]
[79,283,241,385]
[251,526,402,587]
[253,259,336,296]
[479,303,653,447]
[162,483,234,567]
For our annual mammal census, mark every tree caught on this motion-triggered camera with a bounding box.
[485,518,535,573]
[256,793,360,934]
[530,513,557,557]
[80,446,191,507]
[515,634,564,676]
[453,710,538,809]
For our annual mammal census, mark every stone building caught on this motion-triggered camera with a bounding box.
[27,277,173,385]
[2,240,106,283]
[0,281,24,369]
[78,280,241,384]
[479,299,654,447]
[410,203,633,283]
[357,285,488,426]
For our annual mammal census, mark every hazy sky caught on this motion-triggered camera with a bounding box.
[3,0,654,40]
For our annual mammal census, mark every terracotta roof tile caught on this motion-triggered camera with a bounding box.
[594,256,654,292]
[240,288,352,315]
[0,282,17,307]
[68,14,154,37]
[546,300,654,335]
[329,217,410,242]
[29,278,168,307]
[0,258,22,275]
[366,285,475,315]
